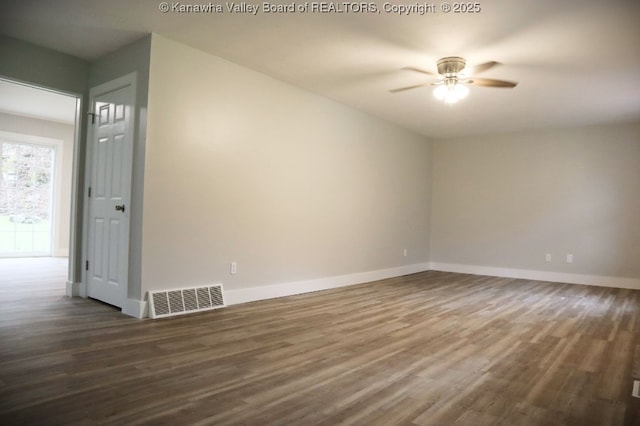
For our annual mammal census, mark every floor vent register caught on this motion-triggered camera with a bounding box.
[148,284,225,319]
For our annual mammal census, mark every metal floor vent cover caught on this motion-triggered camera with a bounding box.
[148,284,225,319]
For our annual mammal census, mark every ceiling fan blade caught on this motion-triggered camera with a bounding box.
[389,82,432,93]
[470,61,500,74]
[467,78,517,88]
[402,66,435,76]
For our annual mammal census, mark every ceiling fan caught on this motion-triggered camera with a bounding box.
[390,57,518,104]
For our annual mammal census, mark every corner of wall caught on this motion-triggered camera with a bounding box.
[425,136,435,264]
[65,280,86,297]
[122,298,148,319]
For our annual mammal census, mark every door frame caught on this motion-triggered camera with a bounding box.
[81,72,137,306]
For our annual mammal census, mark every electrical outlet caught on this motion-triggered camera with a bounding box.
[545,253,551,262]
[403,248,408,257]
[566,254,573,264]
[230,262,237,274]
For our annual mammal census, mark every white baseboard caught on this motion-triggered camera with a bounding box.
[224,262,432,305]
[137,261,638,318]
[66,281,82,297]
[122,298,148,319]
[66,281,86,298]
[429,262,640,290]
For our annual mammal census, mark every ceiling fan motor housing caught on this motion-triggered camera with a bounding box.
[437,57,466,76]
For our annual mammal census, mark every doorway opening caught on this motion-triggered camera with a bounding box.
[0,78,78,261]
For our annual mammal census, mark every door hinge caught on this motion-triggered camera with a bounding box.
[85,260,89,271]
[88,112,96,124]
[88,186,92,197]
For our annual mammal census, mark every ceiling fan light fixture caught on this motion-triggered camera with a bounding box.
[393,56,517,101]
[433,84,447,100]
[434,81,468,104]
[444,88,458,104]
[455,83,469,99]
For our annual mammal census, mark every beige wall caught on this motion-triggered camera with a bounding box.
[0,112,74,257]
[430,122,640,279]
[142,34,432,294]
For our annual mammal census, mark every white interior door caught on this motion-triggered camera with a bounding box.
[86,74,136,308]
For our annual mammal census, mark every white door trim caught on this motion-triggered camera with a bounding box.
[81,72,137,307]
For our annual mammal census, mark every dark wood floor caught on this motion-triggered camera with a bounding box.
[1,258,640,425]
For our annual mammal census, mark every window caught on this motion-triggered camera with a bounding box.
[0,132,61,257]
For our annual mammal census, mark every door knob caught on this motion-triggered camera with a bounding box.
[115,204,126,212]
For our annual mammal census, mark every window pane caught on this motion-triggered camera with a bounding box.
[0,141,54,256]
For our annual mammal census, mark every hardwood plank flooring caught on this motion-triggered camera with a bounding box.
[1,258,640,425]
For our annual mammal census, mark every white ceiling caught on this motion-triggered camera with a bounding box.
[1,0,639,138]
[0,80,77,124]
